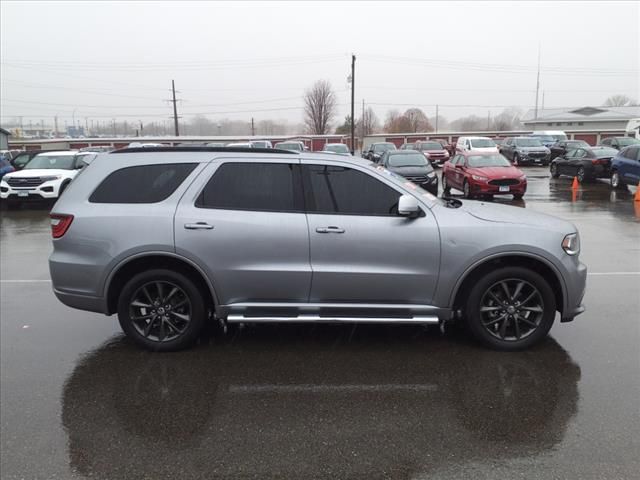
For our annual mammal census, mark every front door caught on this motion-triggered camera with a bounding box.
[301,162,440,305]
[175,160,311,305]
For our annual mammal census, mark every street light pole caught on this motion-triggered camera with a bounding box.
[350,54,356,155]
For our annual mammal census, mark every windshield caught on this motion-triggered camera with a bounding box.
[515,138,543,147]
[468,154,512,167]
[417,142,443,151]
[373,143,397,152]
[24,154,76,170]
[593,148,619,157]
[531,135,555,142]
[275,142,302,151]
[552,134,568,141]
[617,137,640,147]
[388,153,433,169]
[323,144,349,153]
[469,139,496,148]
[567,141,589,147]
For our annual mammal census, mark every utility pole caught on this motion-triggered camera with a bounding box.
[541,90,545,113]
[54,116,59,137]
[139,120,144,136]
[171,80,180,136]
[361,98,365,140]
[112,119,116,137]
[435,105,439,133]
[487,110,491,130]
[534,44,541,120]
[350,54,356,154]
[251,117,255,136]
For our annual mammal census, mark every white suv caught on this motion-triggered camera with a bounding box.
[455,136,498,153]
[0,151,90,204]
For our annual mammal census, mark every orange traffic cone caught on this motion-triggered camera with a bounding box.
[572,177,579,190]
[635,186,640,202]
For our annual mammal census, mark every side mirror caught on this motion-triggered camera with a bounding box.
[455,163,464,169]
[398,194,420,218]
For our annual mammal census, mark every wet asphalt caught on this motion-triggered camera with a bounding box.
[1,167,639,479]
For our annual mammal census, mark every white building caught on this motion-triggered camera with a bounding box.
[522,105,640,132]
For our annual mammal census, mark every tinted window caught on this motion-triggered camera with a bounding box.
[90,163,197,203]
[303,165,400,216]
[196,162,301,212]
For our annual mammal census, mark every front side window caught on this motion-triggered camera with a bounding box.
[623,146,639,160]
[303,165,400,216]
[196,162,302,212]
[90,163,197,203]
[469,139,496,148]
[24,154,76,170]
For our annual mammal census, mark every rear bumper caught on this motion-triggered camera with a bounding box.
[53,288,108,314]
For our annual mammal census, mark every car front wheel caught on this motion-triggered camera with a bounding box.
[610,170,625,189]
[465,267,556,351]
[577,166,587,183]
[463,180,472,199]
[550,163,559,178]
[117,269,206,351]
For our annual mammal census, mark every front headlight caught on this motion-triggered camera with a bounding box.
[518,175,527,181]
[41,175,61,182]
[562,233,580,255]
[471,175,488,181]
[427,172,436,178]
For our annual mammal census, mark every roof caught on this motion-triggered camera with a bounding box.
[522,105,640,124]
[0,127,11,136]
[36,150,78,156]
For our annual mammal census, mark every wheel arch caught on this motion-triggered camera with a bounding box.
[105,252,218,315]
[450,253,566,317]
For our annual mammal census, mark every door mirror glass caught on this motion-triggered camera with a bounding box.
[398,194,420,218]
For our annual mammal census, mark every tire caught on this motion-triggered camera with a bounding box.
[117,269,207,351]
[610,170,626,190]
[463,180,472,199]
[513,193,524,200]
[442,175,450,195]
[577,166,587,183]
[550,163,559,178]
[465,266,556,351]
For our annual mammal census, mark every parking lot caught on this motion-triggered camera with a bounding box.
[1,167,639,479]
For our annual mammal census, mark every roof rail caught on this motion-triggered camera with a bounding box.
[110,146,298,155]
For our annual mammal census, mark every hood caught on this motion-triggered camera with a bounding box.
[517,146,550,153]
[462,200,572,230]
[467,166,523,178]
[4,168,74,178]
[388,165,433,176]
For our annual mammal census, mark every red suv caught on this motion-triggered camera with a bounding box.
[415,140,450,165]
[442,151,527,199]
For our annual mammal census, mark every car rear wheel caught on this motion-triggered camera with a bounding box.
[117,269,206,351]
[465,267,556,351]
[610,170,626,189]
[513,193,524,200]
[550,163,559,178]
[577,166,587,183]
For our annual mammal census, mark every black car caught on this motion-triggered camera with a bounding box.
[550,146,618,183]
[500,137,551,166]
[364,142,397,162]
[379,150,438,195]
[599,136,640,150]
[7,151,41,171]
[549,140,590,160]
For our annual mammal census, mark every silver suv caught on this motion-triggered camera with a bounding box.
[49,147,587,351]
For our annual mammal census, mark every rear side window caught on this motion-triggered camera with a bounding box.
[89,163,197,203]
[196,162,302,212]
[303,165,399,216]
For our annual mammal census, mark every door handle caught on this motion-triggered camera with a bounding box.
[316,226,345,234]
[184,222,214,230]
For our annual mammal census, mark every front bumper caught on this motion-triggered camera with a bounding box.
[469,180,527,195]
[518,153,550,164]
[1,181,63,200]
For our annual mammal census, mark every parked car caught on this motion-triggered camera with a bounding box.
[79,146,114,153]
[549,140,590,160]
[127,142,165,148]
[550,146,618,183]
[364,142,397,162]
[0,151,86,204]
[321,143,351,156]
[442,151,527,199]
[226,142,253,148]
[415,140,450,166]
[609,145,640,189]
[493,138,505,151]
[434,139,456,157]
[250,140,273,149]
[598,136,640,150]
[205,142,225,147]
[500,137,551,166]
[379,150,438,195]
[7,150,44,171]
[529,131,567,147]
[455,136,498,153]
[399,142,416,150]
[48,146,586,352]
[274,141,305,152]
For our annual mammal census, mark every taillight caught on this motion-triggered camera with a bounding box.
[50,214,73,238]
[592,158,610,165]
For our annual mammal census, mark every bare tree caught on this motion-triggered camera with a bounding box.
[449,115,485,132]
[358,107,380,136]
[404,108,432,132]
[490,107,523,131]
[603,94,638,107]
[303,80,337,134]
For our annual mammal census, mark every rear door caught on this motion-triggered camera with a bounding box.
[301,161,440,304]
[175,159,311,305]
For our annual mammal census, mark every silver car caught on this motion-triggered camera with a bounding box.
[49,147,587,351]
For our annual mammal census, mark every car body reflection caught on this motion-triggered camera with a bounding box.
[62,326,580,478]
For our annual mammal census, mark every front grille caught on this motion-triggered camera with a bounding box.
[489,178,520,186]
[7,177,44,188]
[526,152,547,159]
[406,175,428,183]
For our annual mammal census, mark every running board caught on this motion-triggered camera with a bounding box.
[226,314,439,324]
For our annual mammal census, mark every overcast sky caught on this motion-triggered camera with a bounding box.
[1,0,638,129]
